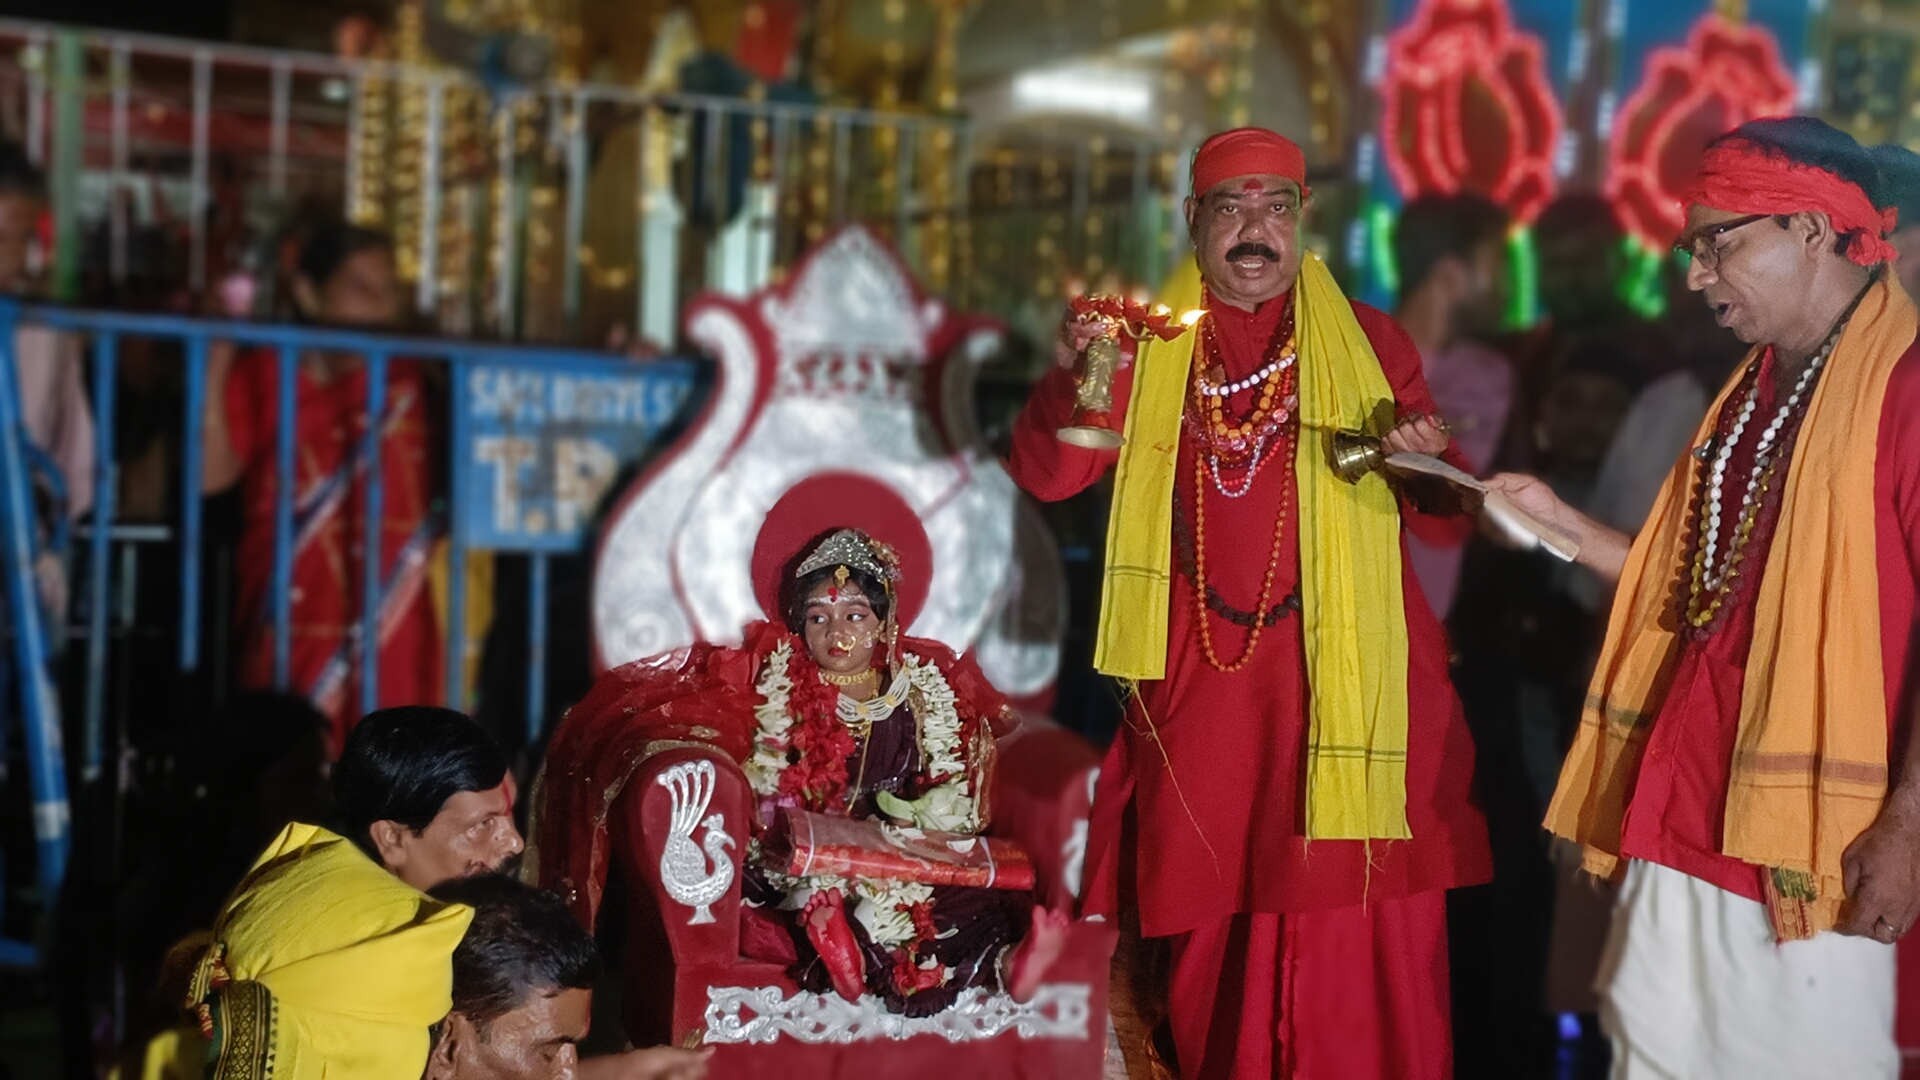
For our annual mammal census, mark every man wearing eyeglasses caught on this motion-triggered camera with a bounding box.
[1484,116,1920,1078]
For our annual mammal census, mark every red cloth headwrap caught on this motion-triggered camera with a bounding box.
[1191,128,1309,197]
[1682,137,1900,266]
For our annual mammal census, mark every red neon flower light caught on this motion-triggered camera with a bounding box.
[1380,0,1564,223]
[1605,14,1796,250]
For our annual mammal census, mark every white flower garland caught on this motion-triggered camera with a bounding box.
[852,878,936,947]
[759,873,931,950]
[898,656,977,833]
[745,640,797,798]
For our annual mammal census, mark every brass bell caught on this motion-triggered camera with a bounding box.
[1329,429,1386,484]
[1057,330,1127,450]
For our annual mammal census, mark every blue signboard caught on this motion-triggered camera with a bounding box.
[453,357,701,552]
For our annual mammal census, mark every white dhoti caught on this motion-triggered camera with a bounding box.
[1599,860,1897,1080]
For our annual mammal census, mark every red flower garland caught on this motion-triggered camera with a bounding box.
[892,899,949,996]
[774,644,861,812]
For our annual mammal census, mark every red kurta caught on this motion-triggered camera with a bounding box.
[1006,294,1491,1078]
[225,348,444,753]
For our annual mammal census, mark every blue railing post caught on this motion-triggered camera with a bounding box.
[526,552,548,745]
[0,297,70,902]
[359,352,388,719]
[271,345,296,689]
[178,336,207,672]
[83,333,116,782]
[446,358,469,710]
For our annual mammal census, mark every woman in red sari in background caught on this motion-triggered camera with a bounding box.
[202,221,442,753]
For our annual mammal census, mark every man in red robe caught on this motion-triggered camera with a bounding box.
[1491,116,1920,1077]
[1005,128,1491,1079]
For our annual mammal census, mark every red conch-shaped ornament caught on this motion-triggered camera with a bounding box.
[1067,294,1190,343]
[1380,0,1564,224]
[1604,14,1797,250]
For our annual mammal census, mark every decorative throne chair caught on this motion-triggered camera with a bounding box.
[543,227,1113,1077]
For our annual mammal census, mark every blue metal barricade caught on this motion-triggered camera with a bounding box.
[0,298,71,924]
[0,299,705,930]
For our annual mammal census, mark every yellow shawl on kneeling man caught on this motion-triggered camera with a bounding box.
[190,823,474,1080]
[1095,251,1412,841]
[1546,273,1916,940]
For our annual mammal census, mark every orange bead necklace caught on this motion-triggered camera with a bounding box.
[1187,309,1300,479]
[1188,358,1300,673]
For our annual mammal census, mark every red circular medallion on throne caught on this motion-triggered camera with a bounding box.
[1605,14,1796,250]
[1380,0,1564,223]
[749,473,934,627]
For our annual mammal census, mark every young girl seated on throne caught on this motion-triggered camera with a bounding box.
[541,528,1067,1017]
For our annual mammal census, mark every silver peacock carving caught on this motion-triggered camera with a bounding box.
[656,759,736,925]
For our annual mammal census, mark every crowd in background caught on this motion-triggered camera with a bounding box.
[8,114,1920,1077]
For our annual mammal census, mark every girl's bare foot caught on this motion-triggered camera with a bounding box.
[1007,906,1071,1003]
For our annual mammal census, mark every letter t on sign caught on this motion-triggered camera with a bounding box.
[474,436,538,534]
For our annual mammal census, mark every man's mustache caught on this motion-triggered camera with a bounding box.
[1226,243,1281,263]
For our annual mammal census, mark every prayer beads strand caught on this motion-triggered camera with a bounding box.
[1190,373,1298,673]
[1684,313,1850,630]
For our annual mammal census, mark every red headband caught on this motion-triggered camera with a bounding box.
[1191,128,1310,197]
[1682,138,1899,267]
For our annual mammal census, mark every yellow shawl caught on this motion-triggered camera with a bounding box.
[195,824,474,1080]
[1546,274,1915,939]
[1094,252,1412,840]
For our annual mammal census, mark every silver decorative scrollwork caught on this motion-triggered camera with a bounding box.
[655,760,735,925]
[702,984,1093,1045]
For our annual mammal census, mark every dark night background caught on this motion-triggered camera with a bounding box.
[0,0,230,40]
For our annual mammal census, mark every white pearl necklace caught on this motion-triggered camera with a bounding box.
[836,670,912,728]
[1195,349,1297,398]
[1697,354,1826,590]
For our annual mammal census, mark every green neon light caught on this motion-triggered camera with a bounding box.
[1370,202,1399,299]
[1506,226,1538,330]
[1621,237,1668,320]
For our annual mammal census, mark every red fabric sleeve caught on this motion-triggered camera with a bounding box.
[1351,301,1477,547]
[1870,343,1920,1062]
[1004,353,1138,502]
[1875,342,1920,750]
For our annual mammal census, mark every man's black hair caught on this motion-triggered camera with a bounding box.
[429,874,600,1036]
[1393,192,1510,297]
[1873,143,1920,233]
[333,706,510,858]
[0,141,45,201]
[1712,116,1886,209]
[1534,192,1625,246]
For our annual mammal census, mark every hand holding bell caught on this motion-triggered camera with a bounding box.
[1057,294,1194,450]
[1329,429,1387,484]
[1329,413,1454,483]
